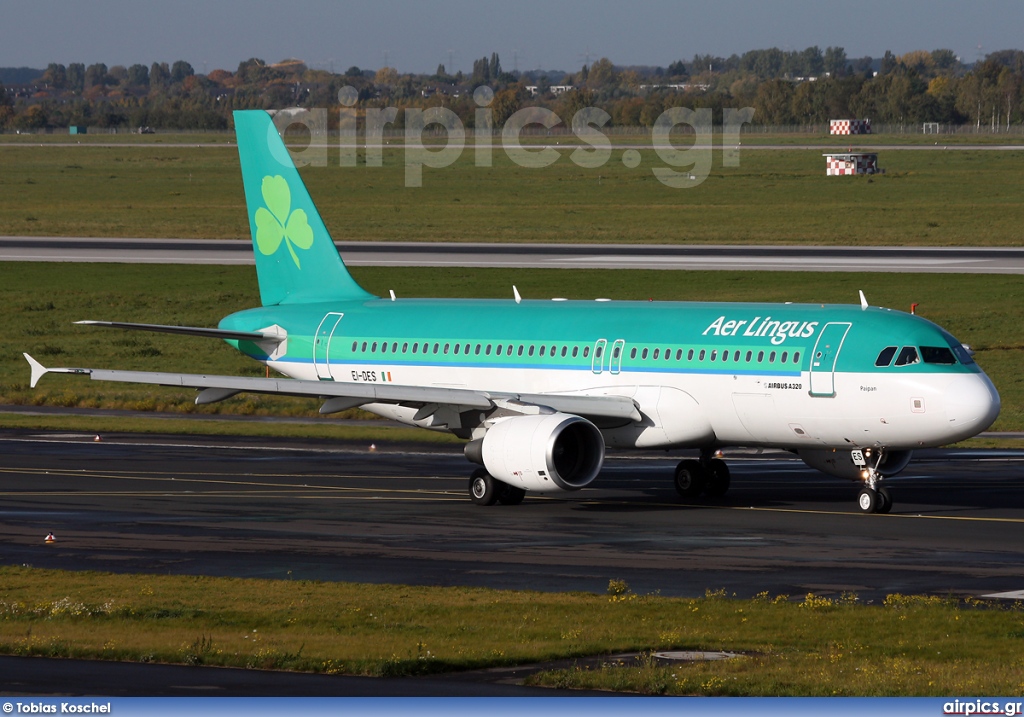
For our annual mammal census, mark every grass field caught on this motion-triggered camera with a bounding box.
[3,262,1023,432]
[3,142,1024,244]
[1,567,1022,695]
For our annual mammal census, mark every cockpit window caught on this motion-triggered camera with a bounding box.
[875,346,897,367]
[920,346,957,365]
[952,344,975,365]
[894,346,920,366]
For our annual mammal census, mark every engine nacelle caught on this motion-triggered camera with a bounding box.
[468,413,605,493]
[797,448,913,481]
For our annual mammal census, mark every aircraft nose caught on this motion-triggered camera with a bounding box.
[945,373,1000,437]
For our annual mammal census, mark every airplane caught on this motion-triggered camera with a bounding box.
[24,109,1001,514]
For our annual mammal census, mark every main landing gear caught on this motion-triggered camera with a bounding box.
[674,452,731,499]
[468,468,526,506]
[853,449,893,514]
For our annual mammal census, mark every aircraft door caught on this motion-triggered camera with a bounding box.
[609,339,625,374]
[809,321,851,397]
[313,312,344,380]
[591,339,608,374]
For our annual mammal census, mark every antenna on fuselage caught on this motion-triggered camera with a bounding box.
[859,290,868,310]
[513,286,522,304]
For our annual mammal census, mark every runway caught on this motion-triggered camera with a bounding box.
[5,237,1024,273]
[2,430,1023,602]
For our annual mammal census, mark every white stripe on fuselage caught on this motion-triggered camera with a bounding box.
[268,359,964,450]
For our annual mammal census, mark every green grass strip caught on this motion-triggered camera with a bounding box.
[1,567,1022,695]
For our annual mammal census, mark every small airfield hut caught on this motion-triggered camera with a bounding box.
[823,152,882,176]
[829,119,871,135]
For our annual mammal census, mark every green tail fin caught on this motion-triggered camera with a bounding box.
[233,110,374,306]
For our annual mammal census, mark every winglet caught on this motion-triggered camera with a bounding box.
[859,290,868,310]
[513,285,522,304]
[24,353,47,388]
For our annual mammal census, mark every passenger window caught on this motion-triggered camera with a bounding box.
[572,346,579,358]
[562,346,568,357]
[711,350,718,361]
[402,342,408,353]
[757,351,764,362]
[734,350,741,362]
[362,341,368,352]
[443,343,450,354]
[612,346,620,359]
[392,342,398,352]
[699,349,706,361]
[529,345,535,356]
[539,345,546,357]
[769,351,776,363]
[676,349,683,360]
[495,344,502,355]
[381,342,388,354]
[371,342,378,352]
[518,345,525,356]
[921,346,956,365]
[550,345,556,355]
[642,348,649,359]
[485,344,491,355]
[687,349,694,361]
[793,351,800,363]
[595,345,603,358]
[475,344,481,355]
[506,345,513,356]
[875,346,897,367]
[411,342,418,353]
[351,341,358,352]
[454,344,460,355]
[894,346,920,366]
[665,349,671,361]
[433,343,440,354]
[745,351,752,362]
[583,346,590,358]
[721,350,728,362]
[653,348,660,360]
[781,351,788,363]
[630,348,637,359]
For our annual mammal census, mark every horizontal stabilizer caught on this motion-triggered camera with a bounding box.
[75,321,275,343]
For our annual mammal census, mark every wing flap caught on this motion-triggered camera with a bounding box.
[506,392,641,422]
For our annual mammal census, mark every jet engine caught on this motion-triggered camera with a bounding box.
[465,413,605,492]
[797,448,913,481]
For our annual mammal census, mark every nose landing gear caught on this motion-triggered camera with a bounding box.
[853,449,893,514]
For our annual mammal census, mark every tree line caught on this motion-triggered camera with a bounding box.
[1,47,1023,132]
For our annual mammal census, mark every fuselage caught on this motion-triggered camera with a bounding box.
[220,298,1000,451]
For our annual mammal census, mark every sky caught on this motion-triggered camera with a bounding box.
[2,0,1021,74]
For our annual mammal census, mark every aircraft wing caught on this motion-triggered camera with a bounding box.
[23,354,641,422]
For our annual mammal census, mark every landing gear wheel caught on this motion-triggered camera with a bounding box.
[857,487,878,514]
[876,486,893,514]
[469,468,499,506]
[497,484,526,505]
[674,459,707,498]
[704,458,732,498]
